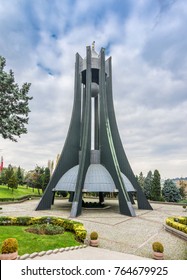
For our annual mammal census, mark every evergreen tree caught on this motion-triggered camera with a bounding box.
[8,173,18,193]
[16,166,24,185]
[144,170,153,199]
[34,166,45,194]
[5,164,14,186]
[162,179,181,202]
[138,172,145,190]
[151,169,161,201]
[43,167,50,192]
[0,168,7,185]
[0,56,32,142]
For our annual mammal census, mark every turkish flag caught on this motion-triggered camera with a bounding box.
[0,156,3,171]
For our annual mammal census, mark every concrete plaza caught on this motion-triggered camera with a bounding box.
[0,198,186,260]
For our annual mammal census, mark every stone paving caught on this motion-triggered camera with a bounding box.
[0,198,186,260]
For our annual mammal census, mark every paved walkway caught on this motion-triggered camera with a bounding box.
[0,198,186,260]
[30,246,150,260]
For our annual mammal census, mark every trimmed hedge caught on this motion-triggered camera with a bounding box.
[0,216,87,242]
[166,216,187,234]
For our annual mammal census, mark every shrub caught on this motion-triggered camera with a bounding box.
[25,224,64,235]
[29,217,43,224]
[166,216,187,232]
[162,179,181,202]
[152,242,164,253]
[75,230,87,242]
[33,216,51,224]
[15,216,31,225]
[0,216,87,243]
[90,231,98,240]
[73,224,87,242]
[0,216,14,225]
[63,220,75,231]
[51,218,65,227]
[1,238,18,254]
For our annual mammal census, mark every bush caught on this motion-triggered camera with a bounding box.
[162,179,181,202]
[25,224,65,235]
[15,216,32,225]
[51,217,65,227]
[1,238,18,254]
[73,224,87,242]
[0,216,14,225]
[166,216,187,233]
[0,216,87,242]
[63,220,75,231]
[90,231,98,240]
[152,242,164,253]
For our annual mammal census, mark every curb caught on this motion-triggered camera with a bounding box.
[17,245,87,260]
[164,225,187,241]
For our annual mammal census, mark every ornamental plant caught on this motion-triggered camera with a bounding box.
[166,216,187,234]
[90,231,98,240]
[162,179,181,202]
[25,224,64,235]
[0,216,87,242]
[152,242,164,253]
[1,238,18,254]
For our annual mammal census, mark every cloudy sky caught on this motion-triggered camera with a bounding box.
[0,0,187,179]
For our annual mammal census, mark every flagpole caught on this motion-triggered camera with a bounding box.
[0,149,3,172]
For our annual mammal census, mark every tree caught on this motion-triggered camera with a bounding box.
[0,168,7,185]
[162,179,181,202]
[25,166,45,194]
[0,56,32,142]
[26,170,41,194]
[137,172,145,190]
[179,180,187,199]
[144,170,153,199]
[5,164,14,186]
[25,170,35,191]
[43,167,50,192]
[151,169,161,201]
[8,173,18,193]
[16,166,24,185]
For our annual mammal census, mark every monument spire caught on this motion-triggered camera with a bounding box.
[92,41,95,50]
[36,44,152,217]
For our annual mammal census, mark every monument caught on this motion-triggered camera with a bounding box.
[36,43,152,217]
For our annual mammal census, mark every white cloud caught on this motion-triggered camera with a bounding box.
[0,0,187,178]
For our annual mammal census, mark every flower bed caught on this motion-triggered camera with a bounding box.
[165,216,187,241]
[0,216,87,242]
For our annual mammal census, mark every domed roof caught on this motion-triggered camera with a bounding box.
[54,165,79,192]
[53,164,116,193]
[53,164,136,193]
[83,164,116,192]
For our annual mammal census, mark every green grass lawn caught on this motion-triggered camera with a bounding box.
[0,185,40,199]
[0,226,81,255]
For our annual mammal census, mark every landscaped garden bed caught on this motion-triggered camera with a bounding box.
[165,216,187,241]
[0,216,87,256]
